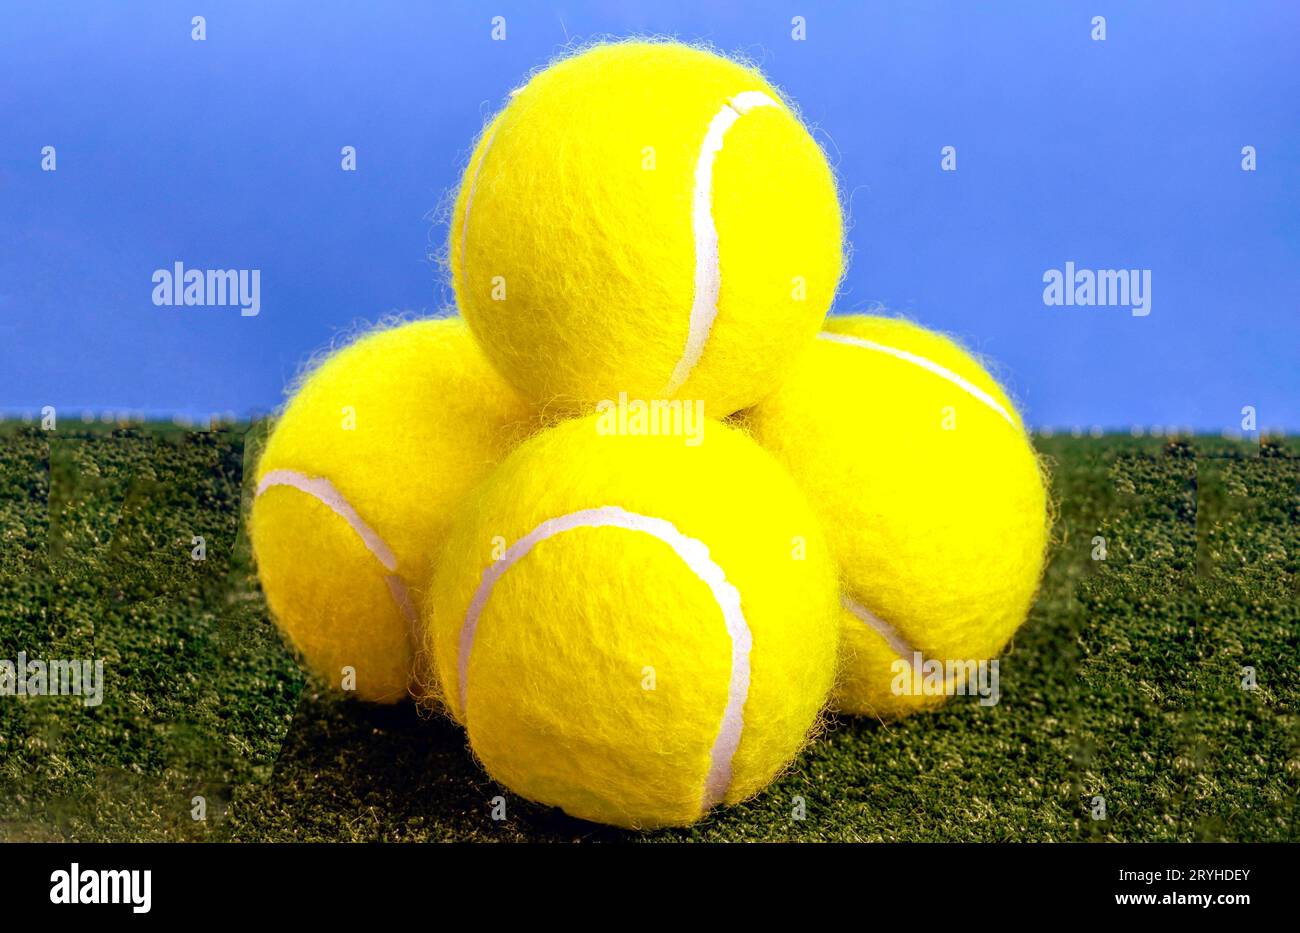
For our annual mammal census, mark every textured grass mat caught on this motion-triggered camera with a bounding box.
[0,423,1295,841]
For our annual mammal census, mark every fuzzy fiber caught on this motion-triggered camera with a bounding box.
[423,415,840,829]
[743,315,1050,719]
[250,318,533,703]
[450,40,843,417]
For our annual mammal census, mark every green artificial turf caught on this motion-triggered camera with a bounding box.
[0,421,1295,841]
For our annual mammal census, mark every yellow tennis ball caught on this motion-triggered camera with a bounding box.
[250,318,533,703]
[744,315,1050,719]
[424,415,840,828]
[450,41,843,416]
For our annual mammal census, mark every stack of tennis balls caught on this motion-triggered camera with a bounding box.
[252,40,1050,831]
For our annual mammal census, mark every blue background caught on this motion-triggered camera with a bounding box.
[2,0,1297,431]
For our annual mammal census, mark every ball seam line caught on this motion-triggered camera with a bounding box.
[817,332,1018,429]
[257,469,423,667]
[457,123,500,295]
[256,469,400,572]
[256,469,423,689]
[664,90,781,397]
[842,595,915,660]
[456,505,753,813]
[383,574,422,663]
[843,595,977,698]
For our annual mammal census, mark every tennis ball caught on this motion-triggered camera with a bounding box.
[450,41,843,416]
[251,318,533,703]
[744,315,1050,719]
[424,415,840,828]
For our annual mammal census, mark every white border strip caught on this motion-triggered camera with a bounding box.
[457,505,752,812]
[819,332,1018,428]
[665,90,781,396]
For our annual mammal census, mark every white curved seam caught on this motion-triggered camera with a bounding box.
[457,505,752,812]
[842,595,915,660]
[665,90,781,397]
[819,332,1018,428]
[458,124,499,291]
[256,468,399,573]
[384,574,421,662]
[844,595,972,694]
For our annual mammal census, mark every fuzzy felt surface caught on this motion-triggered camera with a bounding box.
[450,40,843,417]
[424,415,840,828]
[250,318,534,703]
[744,315,1051,719]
